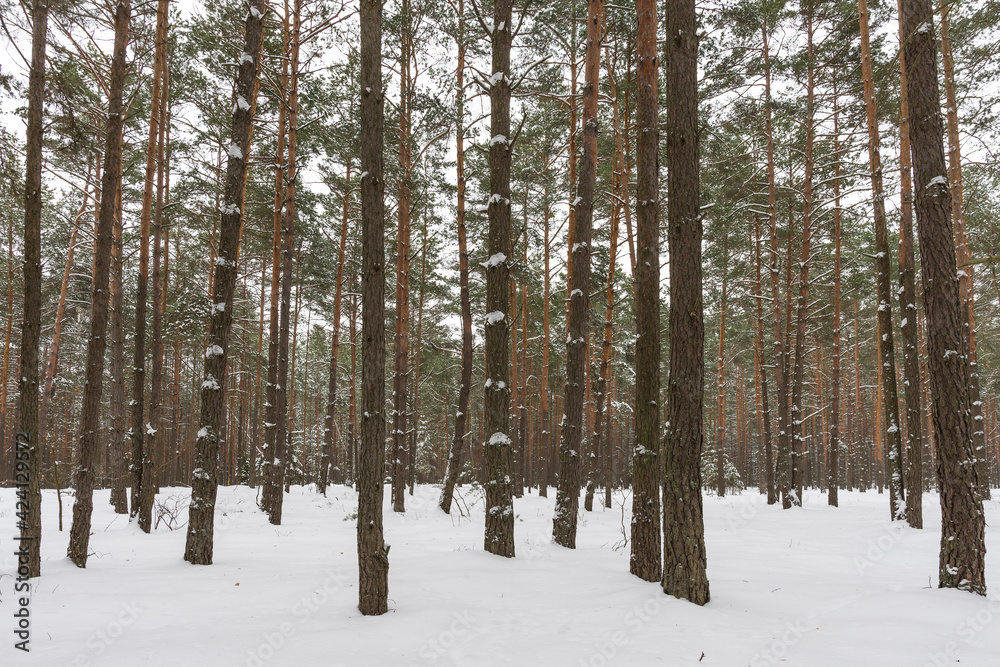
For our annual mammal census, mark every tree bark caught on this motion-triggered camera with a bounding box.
[630,0,661,582]
[322,162,351,492]
[859,0,906,520]
[16,0,50,578]
[483,0,516,558]
[440,2,470,513]
[183,0,265,565]
[553,0,601,550]
[358,0,390,614]
[900,0,985,595]
[67,0,129,568]
[897,4,923,526]
[662,0,709,605]
[940,5,988,501]
[391,0,413,513]
[753,213,776,505]
[829,93,842,507]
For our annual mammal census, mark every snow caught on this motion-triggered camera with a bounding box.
[926,175,948,189]
[489,134,508,147]
[196,426,209,439]
[570,289,583,298]
[488,432,511,446]
[249,6,263,19]
[4,487,1000,666]
[227,143,244,160]
[485,311,505,325]
[239,52,253,65]
[481,253,507,269]
[917,21,933,34]
[205,344,224,358]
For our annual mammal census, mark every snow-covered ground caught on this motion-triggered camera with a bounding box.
[1,483,998,666]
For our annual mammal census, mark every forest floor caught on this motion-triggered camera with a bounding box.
[2,483,999,666]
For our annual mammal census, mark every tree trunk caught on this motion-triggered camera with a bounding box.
[941,5,988,501]
[763,22,788,509]
[901,0,985,594]
[483,0,515,558]
[630,0,661,582]
[897,4,923,526]
[15,0,50,578]
[130,0,169,532]
[67,0,129,568]
[829,93,842,508]
[358,0,389,614]
[662,0,709,605]
[716,247,728,497]
[553,0,601,550]
[788,6,816,508]
[391,0,413,513]
[262,2,290,518]
[183,0,265,565]
[266,0,301,525]
[322,162,351,492]
[859,0,906,520]
[147,23,170,505]
[410,215,427,493]
[753,213,776,504]
[440,4,470,513]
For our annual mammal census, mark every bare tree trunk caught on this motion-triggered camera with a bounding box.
[109,161,128,513]
[901,0,984,594]
[183,0,265,565]
[131,0,169,532]
[147,22,170,505]
[391,0,413,513]
[262,1,290,517]
[630,0,661,582]
[716,247,728,497]
[16,0,50,578]
[266,0,301,524]
[941,5,988,501]
[553,0,601,550]
[483,0,515,558]
[829,93,842,507]
[358,0,390,614]
[859,0,906,520]
[322,162,351,493]
[763,22,788,509]
[410,217,427,493]
[897,4,923,526]
[662,0,709,605]
[67,0,129,568]
[788,6,816,508]
[440,2,470,513]
[753,214,776,505]
[539,191,551,498]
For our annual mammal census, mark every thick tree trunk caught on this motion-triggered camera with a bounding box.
[440,6,470,513]
[901,0,985,594]
[897,6,923,526]
[662,0,709,605]
[941,6,988,501]
[538,192,551,499]
[859,0,906,520]
[410,217,427,493]
[183,0,265,565]
[67,0,129,568]
[483,0,515,558]
[630,0,661,582]
[16,0,50,578]
[358,0,389,614]
[553,0,601,550]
